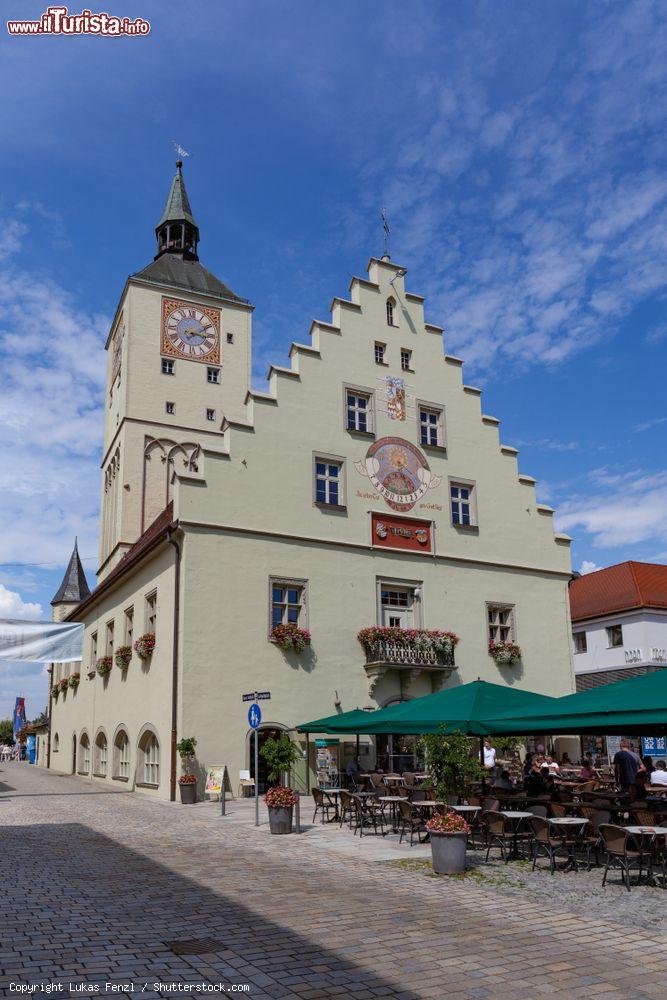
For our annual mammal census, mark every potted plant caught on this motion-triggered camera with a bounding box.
[51,684,60,701]
[59,678,69,693]
[264,785,298,834]
[115,645,132,669]
[68,673,80,689]
[426,811,470,874]
[270,623,311,653]
[488,640,521,665]
[260,735,301,788]
[176,736,198,804]
[96,656,112,677]
[134,633,156,661]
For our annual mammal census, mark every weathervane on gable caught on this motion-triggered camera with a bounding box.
[381,207,390,259]
[172,140,191,162]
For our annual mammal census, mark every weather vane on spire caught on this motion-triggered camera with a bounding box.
[381,208,390,258]
[172,140,191,162]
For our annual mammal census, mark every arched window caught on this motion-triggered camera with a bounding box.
[78,732,90,774]
[138,729,160,786]
[53,732,59,753]
[169,223,183,248]
[113,728,130,780]
[94,731,108,777]
[386,298,396,326]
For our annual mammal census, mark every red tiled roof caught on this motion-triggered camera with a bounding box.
[570,561,667,621]
[66,503,175,620]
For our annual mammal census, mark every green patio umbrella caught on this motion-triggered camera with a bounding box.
[487,668,667,736]
[296,708,377,733]
[297,680,557,736]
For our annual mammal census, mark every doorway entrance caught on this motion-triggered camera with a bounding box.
[71,734,77,774]
[248,726,288,793]
[380,585,415,628]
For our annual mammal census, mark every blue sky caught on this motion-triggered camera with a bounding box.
[1,0,667,718]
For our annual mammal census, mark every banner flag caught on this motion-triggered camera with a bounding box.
[0,619,84,663]
[13,697,26,741]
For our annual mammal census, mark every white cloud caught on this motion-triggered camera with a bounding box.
[634,416,667,433]
[580,560,601,575]
[0,584,43,620]
[556,470,667,548]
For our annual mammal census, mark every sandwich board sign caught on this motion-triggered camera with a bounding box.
[205,765,229,798]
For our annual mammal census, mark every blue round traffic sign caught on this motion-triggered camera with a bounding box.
[248,703,262,729]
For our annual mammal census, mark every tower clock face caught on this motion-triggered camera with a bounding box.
[161,297,221,364]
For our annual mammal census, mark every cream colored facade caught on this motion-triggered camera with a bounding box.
[49,168,575,798]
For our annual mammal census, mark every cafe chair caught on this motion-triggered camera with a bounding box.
[237,769,255,797]
[397,799,427,846]
[312,787,336,824]
[599,824,648,892]
[530,816,567,874]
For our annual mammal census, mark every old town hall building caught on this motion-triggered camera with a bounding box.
[49,163,576,798]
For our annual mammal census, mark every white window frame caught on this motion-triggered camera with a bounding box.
[115,731,130,780]
[269,577,309,636]
[313,453,346,508]
[207,367,220,384]
[486,603,516,644]
[79,734,91,775]
[374,341,386,365]
[376,577,423,629]
[400,348,412,372]
[166,401,175,415]
[90,632,98,668]
[449,478,478,527]
[95,733,108,777]
[105,620,114,658]
[417,401,446,449]
[124,606,134,645]
[386,297,397,327]
[161,359,175,375]
[607,624,623,648]
[344,384,375,436]
[206,408,216,421]
[141,733,160,786]
[573,631,587,654]
[145,590,157,634]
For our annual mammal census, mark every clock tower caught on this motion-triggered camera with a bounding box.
[98,162,253,580]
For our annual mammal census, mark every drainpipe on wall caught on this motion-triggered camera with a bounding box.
[46,666,53,769]
[168,527,182,803]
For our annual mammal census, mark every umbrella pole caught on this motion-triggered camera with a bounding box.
[479,737,486,794]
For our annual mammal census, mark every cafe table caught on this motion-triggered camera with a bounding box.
[547,816,589,871]
[624,824,667,884]
[498,811,534,860]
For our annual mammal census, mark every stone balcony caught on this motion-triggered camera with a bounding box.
[362,639,456,695]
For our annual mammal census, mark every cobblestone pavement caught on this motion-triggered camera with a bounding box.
[2,763,667,1000]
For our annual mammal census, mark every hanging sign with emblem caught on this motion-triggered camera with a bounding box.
[355,437,441,512]
[372,513,433,553]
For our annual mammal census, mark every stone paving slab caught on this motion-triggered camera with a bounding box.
[0,763,665,999]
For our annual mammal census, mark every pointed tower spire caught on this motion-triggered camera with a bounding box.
[155,160,200,261]
[51,539,91,609]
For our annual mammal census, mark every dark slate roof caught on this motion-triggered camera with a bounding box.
[157,163,197,229]
[132,254,247,303]
[51,540,91,606]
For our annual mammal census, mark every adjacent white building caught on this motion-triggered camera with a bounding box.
[570,561,667,690]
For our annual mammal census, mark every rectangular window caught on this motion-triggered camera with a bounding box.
[418,404,444,447]
[607,624,623,648]
[144,737,160,785]
[91,632,98,667]
[226,332,234,344]
[314,455,344,507]
[106,620,114,657]
[118,736,130,779]
[145,591,157,634]
[206,408,215,421]
[487,604,515,644]
[99,741,108,777]
[450,482,474,526]
[345,388,373,434]
[207,367,220,384]
[573,631,587,654]
[166,402,175,415]
[161,359,174,375]
[124,607,134,645]
[270,579,307,633]
[377,579,421,628]
[401,349,412,371]
[374,342,386,365]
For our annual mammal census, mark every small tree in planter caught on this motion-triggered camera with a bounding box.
[176,736,198,804]
[418,728,483,803]
[115,645,132,669]
[488,640,521,666]
[271,623,311,653]
[260,736,301,834]
[426,811,470,874]
[96,656,112,677]
[134,633,156,661]
[68,673,80,690]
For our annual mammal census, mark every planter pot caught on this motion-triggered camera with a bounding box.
[179,782,197,805]
[268,805,293,834]
[429,831,467,874]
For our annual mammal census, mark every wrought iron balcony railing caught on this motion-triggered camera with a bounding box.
[364,640,455,669]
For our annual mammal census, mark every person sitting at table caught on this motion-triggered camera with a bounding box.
[578,761,597,781]
[650,760,667,787]
[492,769,514,791]
[561,752,572,767]
[526,765,554,796]
[544,755,560,774]
[642,755,655,777]
[523,752,534,778]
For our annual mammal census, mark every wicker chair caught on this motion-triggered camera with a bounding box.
[338,789,356,829]
[632,806,660,826]
[311,787,337,824]
[530,815,567,874]
[351,794,386,838]
[548,801,571,818]
[599,824,648,891]
[482,797,500,813]
[483,810,518,863]
[397,799,427,846]
[526,804,548,818]
[579,809,611,869]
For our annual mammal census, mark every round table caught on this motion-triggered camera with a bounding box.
[547,816,589,871]
[499,811,534,860]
